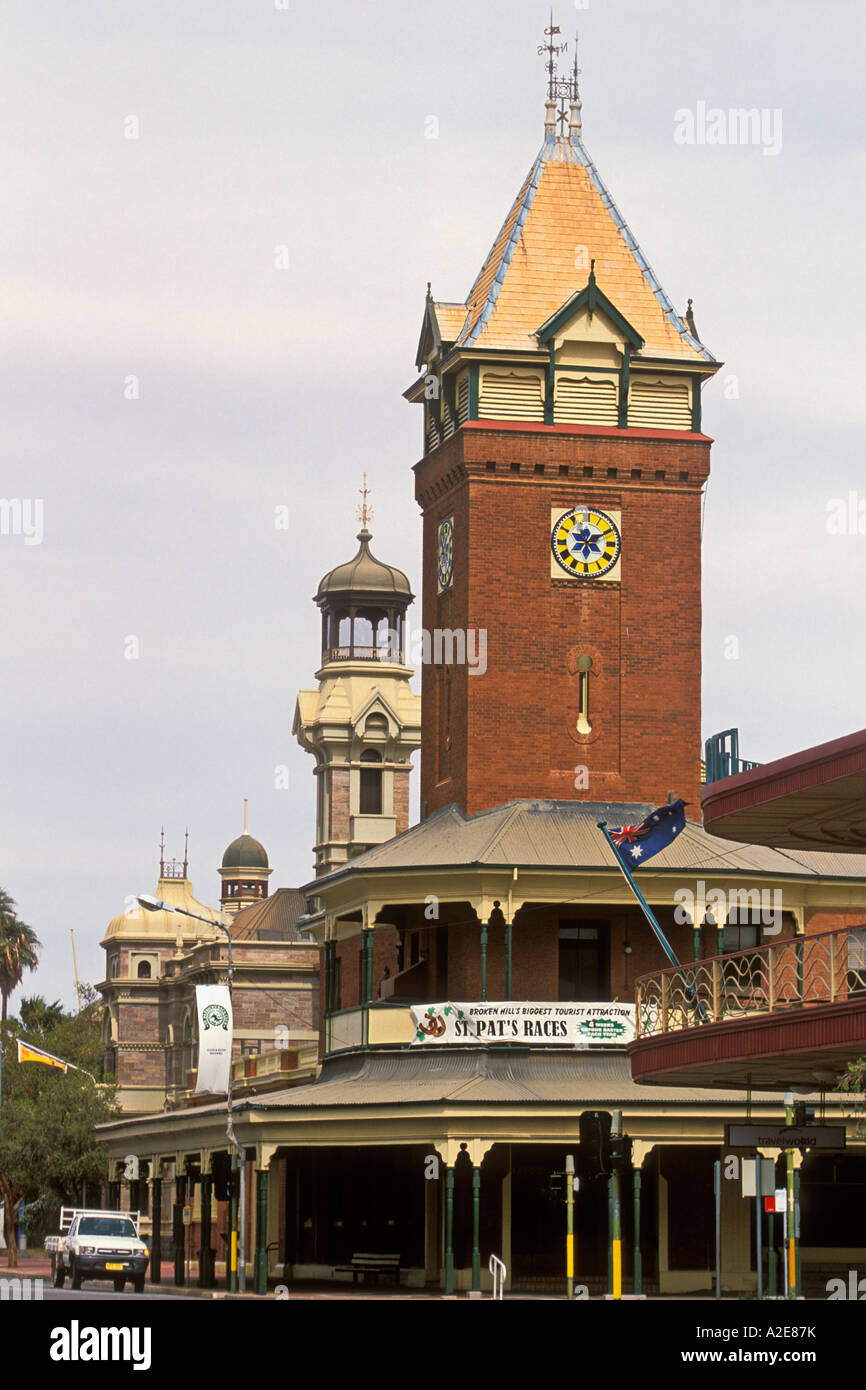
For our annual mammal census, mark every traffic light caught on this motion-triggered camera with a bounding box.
[548,1171,565,1207]
[211,1151,238,1202]
[609,1133,633,1175]
[579,1110,612,1176]
[792,1103,815,1128]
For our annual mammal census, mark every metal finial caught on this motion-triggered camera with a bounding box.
[242,798,248,835]
[570,33,583,140]
[540,12,568,100]
[183,828,189,877]
[539,14,575,138]
[159,826,165,877]
[356,472,373,529]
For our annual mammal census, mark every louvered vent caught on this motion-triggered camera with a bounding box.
[628,379,691,430]
[441,395,455,438]
[556,376,618,426]
[425,408,440,451]
[456,374,469,426]
[479,372,544,421]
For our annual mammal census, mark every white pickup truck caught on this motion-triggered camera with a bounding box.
[46,1208,149,1293]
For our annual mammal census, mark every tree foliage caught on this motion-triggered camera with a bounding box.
[0,890,40,1022]
[18,995,64,1036]
[0,986,118,1265]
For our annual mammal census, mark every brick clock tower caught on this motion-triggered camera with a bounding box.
[406,50,720,819]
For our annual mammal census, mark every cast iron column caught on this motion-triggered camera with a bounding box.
[173,1173,186,1287]
[445,1167,454,1295]
[150,1175,162,1284]
[480,923,488,1001]
[633,1169,642,1295]
[471,1165,481,1294]
[254,1168,269,1295]
[199,1175,213,1289]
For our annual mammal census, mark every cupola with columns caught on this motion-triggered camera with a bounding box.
[293,478,422,876]
[219,799,272,915]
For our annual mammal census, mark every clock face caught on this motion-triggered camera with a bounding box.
[437,516,454,592]
[551,506,622,579]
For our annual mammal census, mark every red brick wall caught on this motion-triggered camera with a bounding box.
[415,423,710,817]
[393,768,411,834]
[804,908,866,936]
[328,767,350,842]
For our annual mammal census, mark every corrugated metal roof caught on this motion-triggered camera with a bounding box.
[310,799,866,886]
[231,887,308,941]
[248,1049,782,1110]
[452,135,714,364]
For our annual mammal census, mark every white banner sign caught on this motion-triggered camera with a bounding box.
[195,985,233,1094]
[410,1001,636,1047]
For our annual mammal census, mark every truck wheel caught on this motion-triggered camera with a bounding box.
[52,1257,65,1289]
[133,1274,145,1294]
[113,1276,126,1292]
[70,1259,82,1291]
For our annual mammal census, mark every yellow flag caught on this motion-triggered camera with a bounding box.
[16,1040,68,1072]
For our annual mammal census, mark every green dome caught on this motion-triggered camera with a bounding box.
[315,529,413,604]
[221,833,269,870]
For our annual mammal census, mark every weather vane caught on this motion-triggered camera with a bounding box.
[356,472,373,529]
[539,15,581,135]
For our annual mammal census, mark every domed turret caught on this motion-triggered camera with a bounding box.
[315,528,414,669]
[219,801,272,915]
[294,477,422,877]
[316,528,413,603]
[221,833,269,870]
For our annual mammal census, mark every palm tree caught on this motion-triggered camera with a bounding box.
[0,890,40,1022]
[18,995,64,1035]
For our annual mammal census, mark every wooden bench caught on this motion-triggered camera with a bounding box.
[334,1253,401,1285]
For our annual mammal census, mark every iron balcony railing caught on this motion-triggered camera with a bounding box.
[322,646,404,664]
[635,923,866,1039]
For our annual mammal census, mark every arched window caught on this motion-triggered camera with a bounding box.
[137,960,152,979]
[359,749,383,815]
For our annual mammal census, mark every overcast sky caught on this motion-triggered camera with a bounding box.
[2,0,864,1011]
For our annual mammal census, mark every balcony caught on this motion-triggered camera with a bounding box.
[324,1003,418,1053]
[323,999,638,1057]
[629,923,866,1090]
[321,646,404,664]
[350,813,396,843]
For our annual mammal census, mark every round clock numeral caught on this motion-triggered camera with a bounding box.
[551,506,621,578]
[437,516,454,591]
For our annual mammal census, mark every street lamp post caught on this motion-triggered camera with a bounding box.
[137,895,246,1293]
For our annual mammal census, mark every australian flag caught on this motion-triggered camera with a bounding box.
[609,800,688,869]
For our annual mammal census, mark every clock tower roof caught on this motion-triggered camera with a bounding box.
[415,40,716,372]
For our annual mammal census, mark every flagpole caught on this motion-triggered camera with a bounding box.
[598,820,706,1020]
[597,821,682,968]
